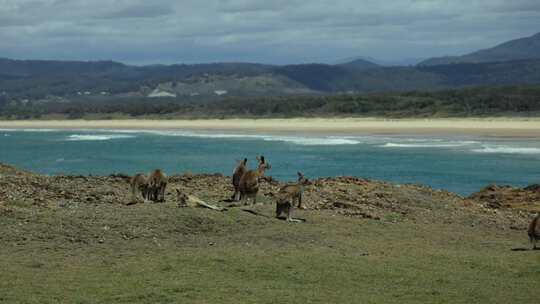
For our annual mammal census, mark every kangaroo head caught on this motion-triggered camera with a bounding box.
[257,155,271,173]
[297,171,312,185]
[236,158,248,167]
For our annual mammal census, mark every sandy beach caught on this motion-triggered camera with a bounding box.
[1,118,540,137]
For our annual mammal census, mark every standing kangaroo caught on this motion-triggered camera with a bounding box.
[148,169,168,202]
[130,173,149,203]
[232,158,248,201]
[238,156,271,205]
[528,213,540,249]
[275,172,311,221]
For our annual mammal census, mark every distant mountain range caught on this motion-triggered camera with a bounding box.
[1,32,539,102]
[418,32,540,66]
[337,58,380,70]
[336,56,425,67]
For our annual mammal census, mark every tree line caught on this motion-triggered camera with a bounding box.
[1,85,539,119]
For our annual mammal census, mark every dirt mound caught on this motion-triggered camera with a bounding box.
[0,163,35,177]
[0,164,534,230]
[468,184,540,212]
[0,175,129,207]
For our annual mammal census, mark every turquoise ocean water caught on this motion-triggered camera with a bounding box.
[1,128,540,195]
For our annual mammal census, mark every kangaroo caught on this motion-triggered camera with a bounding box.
[238,156,271,205]
[147,169,168,202]
[275,172,312,221]
[130,173,149,203]
[232,158,248,201]
[528,213,540,250]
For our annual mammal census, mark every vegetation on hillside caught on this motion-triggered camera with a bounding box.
[1,55,540,101]
[2,85,539,119]
[418,32,540,66]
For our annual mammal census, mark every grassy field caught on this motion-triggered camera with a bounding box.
[1,199,539,304]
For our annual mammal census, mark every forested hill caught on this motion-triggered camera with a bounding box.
[1,57,540,102]
[2,85,539,119]
[2,32,540,102]
[418,32,540,66]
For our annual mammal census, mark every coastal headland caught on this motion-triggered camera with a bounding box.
[0,163,539,302]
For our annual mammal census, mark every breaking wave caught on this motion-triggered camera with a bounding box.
[382,141,478,148]
[66,134,136,141]
[262,136,360,145]
[471,146,540,155]
[8,128,540,154]
[99,129,362,145]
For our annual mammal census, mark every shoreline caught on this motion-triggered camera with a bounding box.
[1,118,540,137]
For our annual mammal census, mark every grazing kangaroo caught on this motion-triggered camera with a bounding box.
[528,213,540,249]
[232,158,248,201]
[275,172,312,221]
[148,169,168,202]
[238,156,271,205]
[130,173,149,202]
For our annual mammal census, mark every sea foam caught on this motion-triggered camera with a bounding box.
[66,134,136,141]
[471,146,540,155]
[382,140,478,148]
[102,129,362,146]
[261,136,360,145]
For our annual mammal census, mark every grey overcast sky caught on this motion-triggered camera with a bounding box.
[0,0,539,65]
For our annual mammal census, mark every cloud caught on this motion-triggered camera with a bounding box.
[217,0,298,13]
[99,3,174,19]
[0,0,538,64]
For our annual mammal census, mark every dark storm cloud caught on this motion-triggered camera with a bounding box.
[0,0,538,64]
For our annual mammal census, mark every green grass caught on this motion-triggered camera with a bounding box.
[0,202,539,303]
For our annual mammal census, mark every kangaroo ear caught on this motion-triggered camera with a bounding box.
[297,171,303,177]
[260,156,265,163]
[243,158,248,164]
